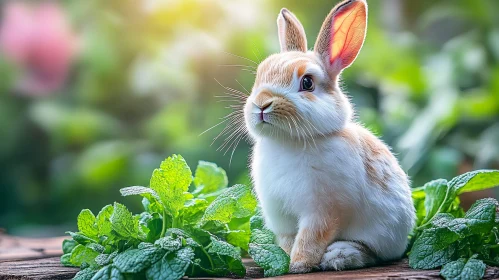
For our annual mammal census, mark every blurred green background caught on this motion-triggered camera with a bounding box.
[0,0,498,236]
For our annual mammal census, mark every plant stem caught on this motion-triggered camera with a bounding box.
[200,246,214,270]
[160,209,168,238]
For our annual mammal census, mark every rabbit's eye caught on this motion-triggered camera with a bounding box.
[300,75,315,91]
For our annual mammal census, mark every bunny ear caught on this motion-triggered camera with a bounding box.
[314,0,367,76]
[277,8,307,52]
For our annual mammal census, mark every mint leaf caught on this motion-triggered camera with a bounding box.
[145,247,194,280]
[91,265,124,280]
[73,268,98,280]
[248,243,289,277]
[202,184,257,224]
[60,253,73,267]
[95,251,118,266]
[182,198,209,225]
[69,244,100,267]
[67,231,96,245]
[422,179,456,224]
[154,236,182,252]
[96,204,114,236]
[250,228,275,244]
[78,209,98,238]
[120,186,160,200]
[250,211,264,230]
[150,155,192,216]
[193,161,228,198]
[114,246,164,273]
[209,236,242,260]
[464,198,498,234]
[110,202,139,239]
[226,227,251,251]
[440,258,486,280]
[62,239,77,254]
[450,170,499,194]
[409,227,459,269]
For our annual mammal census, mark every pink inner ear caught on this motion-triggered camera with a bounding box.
[329,0,367,71]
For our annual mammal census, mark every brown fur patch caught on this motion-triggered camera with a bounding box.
[303,92,316,101]
[254,53,311,88]
[357,126,402,190]
[254,90,273,108]
[292,225,338,265]
[333,124,405,191]
[297,64,307,77]
[272,95,298,119]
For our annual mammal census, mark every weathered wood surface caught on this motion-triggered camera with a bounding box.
[1,234,499,279]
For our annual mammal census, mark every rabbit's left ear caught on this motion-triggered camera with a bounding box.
[277,8,307,52]
[314,0,367,76]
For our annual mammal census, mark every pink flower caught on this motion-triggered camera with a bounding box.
[0,1,77,96]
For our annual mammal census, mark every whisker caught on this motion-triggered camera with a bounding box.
[223,51,258,65]
[218,64,256,69]
[200,118,229,136]
[235,79,251,95]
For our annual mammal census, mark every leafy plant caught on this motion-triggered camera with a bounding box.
[61,155,289,279]
[408,170,499,280]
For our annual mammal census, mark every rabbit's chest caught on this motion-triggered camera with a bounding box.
[252,138,363,213]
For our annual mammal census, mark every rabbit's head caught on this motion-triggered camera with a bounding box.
[244,0,367,142]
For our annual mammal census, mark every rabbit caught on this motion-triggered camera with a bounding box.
[242,0,416,274]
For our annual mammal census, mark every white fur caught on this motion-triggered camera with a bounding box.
[244,53,415,272]
[250,127,414,261]
[242,0,415,272]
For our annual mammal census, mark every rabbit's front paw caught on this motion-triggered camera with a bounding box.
[289,261,313,274]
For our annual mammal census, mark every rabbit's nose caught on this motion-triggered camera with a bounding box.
[252,100,273,112]
[253,90,273,110]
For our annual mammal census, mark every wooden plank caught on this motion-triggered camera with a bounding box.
[0,235,66,261]
[1,235,499,279]
[0,257,78,280]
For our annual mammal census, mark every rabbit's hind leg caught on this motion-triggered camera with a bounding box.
[320,241,377,271]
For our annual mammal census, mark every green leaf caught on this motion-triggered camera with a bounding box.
[150,155,192,216]
[110,202,139,239]
[226,228,251,251]
[193,161,228,197]
[73,268,98,280]
[440,258,486,280]
[67,231,96,245]
[422,179,456,224]
[248,243,290,277]
[113,246,164,273]
[208,236,242,260]
[409,227,460,269]
[250,229,275,244]
[154,236,182,252]
[202,184,257,224]
[69,244,100,267]
[91,265,124,280]
[145,247,194,280]
[96,204,114,236]
[120,186,160,200]
[182,198,209,224]
[62,239,77,254]
[449,170,499,194]
[60,253,73,267]
[95,251,118,266]
[250,212,264,230]
[78,209,99,238]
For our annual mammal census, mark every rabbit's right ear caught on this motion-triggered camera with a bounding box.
[277,8,307,52]
[314,0,367,77]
